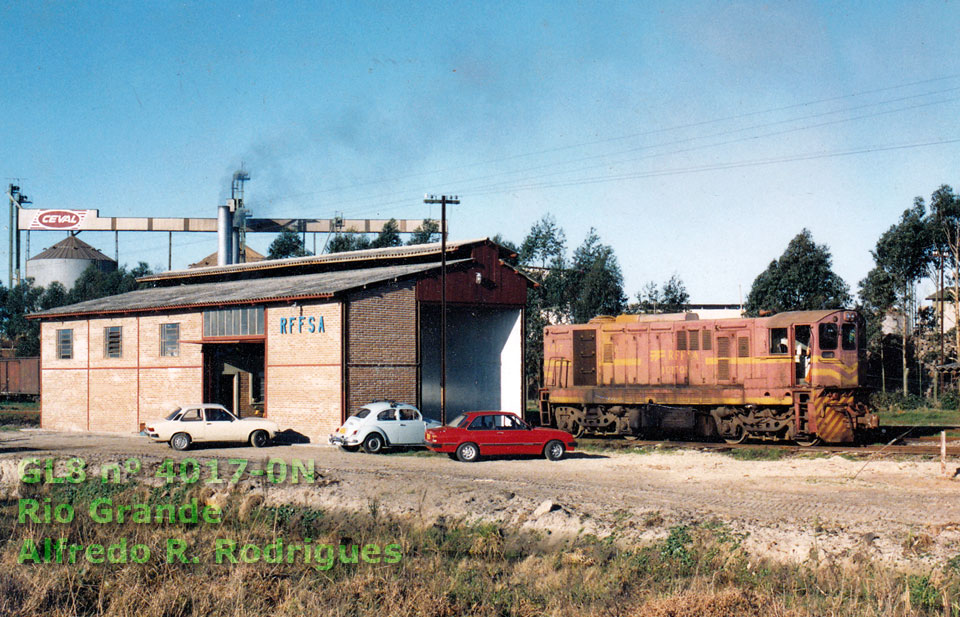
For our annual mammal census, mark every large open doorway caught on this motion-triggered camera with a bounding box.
[419,305,523,422]
[203,343,265,417]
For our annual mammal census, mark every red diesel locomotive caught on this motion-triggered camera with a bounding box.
[538,309,878,444]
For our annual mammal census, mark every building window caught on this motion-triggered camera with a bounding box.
[203,306,264,337]
[104,326,122,358]
[160,323,180,357]
[57,329,73,359]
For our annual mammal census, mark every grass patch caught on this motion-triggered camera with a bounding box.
[576,440,661,455]
[723,447,788,461]
[877,407,960,427]
[3,481,959,616]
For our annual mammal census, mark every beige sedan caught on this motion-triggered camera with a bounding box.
[145,404,279,451]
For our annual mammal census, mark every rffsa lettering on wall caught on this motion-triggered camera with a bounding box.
[279,316,325,334]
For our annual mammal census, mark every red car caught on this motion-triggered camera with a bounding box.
[425,411,576,462]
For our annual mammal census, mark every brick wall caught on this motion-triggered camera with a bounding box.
[40,313,203,433]
[41,319,90,431]
[265,301,342,441]
[346,282,418,415]
[41,283,419,439]
[237,372,257,417]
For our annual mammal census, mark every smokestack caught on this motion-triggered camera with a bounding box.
[217,205,233,266]
[231,228,240,264]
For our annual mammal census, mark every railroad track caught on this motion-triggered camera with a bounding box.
[578,436,960,457]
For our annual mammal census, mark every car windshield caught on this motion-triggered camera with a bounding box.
[165,407,183,421]
[355,408,371,419]
[447,414,467,427]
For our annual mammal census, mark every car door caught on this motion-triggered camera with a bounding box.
[466,414,501,454]
[204,407,243,442]
[376,409,402,443]
[500,413,538,454]
[397,408,426,444]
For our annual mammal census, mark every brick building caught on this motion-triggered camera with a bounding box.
[30,239,531,442]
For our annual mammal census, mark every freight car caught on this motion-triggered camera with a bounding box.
[0,357,40,398]
[538,310,877,445]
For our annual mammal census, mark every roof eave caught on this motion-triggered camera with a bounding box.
[27,293,337,320]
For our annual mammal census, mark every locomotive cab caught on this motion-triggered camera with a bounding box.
[807,311,863,389]
[769,311,863,389]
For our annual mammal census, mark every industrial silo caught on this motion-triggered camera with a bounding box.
[25,235,117,289]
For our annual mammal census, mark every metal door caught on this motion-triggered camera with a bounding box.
[573,329,597,386]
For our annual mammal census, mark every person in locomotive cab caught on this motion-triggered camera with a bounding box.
[776,335,789,354]
[795,340,810,383]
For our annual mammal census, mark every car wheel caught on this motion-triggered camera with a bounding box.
[544,440,565,461]
[340,445,360,452]
[455,442,479,463]
[362,433,385,454]
[170,432,191,451]
[250,430,270,448]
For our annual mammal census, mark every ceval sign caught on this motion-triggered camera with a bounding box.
[29,210,92,230]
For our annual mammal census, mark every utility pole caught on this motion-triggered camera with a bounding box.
[423,194,458,425]
[933,251,945,402]
[7,184,31,287]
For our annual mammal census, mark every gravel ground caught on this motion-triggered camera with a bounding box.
[2,428,959,569]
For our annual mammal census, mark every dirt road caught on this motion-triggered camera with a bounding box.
[2,429,958,568]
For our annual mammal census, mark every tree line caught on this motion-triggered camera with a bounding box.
[0,262,155,356]
[266,218,441,258]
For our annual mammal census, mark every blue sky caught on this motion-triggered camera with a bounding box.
[2,1,959,303]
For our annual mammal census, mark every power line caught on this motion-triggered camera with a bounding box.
[460,95,960,195]
[464,137,960,195]
[282,90,960,218]
[264,74,960,204]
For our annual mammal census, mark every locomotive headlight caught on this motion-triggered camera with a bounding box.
[844,312,856,321]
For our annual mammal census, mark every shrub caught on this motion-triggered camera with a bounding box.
[939,390,960,410]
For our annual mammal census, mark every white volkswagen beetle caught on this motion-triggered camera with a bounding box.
[329,401,439,453]
[145,404,279,451]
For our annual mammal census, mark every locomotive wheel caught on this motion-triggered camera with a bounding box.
[722,426,748,445]
[567,421,584,438]
[795,436,821,447]
[555,407,585,438]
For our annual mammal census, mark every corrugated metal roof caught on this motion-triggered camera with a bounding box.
[29,235,115,262]
[30,260,469,319]
[138,238,504,283]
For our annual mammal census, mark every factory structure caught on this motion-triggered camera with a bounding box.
[29,238,531,442]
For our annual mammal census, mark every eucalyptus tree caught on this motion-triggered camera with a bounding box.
[568,228,627,324]
[929,185,960,362]
[870,200,934,393]
[744,229,850,316]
